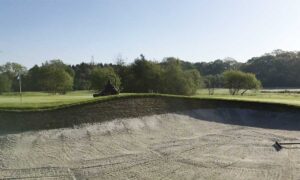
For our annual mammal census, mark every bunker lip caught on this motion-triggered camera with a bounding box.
[0,96,300,134]
[0,93,300,112]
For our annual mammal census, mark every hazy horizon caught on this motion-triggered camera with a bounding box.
[1,0,300,68]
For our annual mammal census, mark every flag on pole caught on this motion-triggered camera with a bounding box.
[17,72,22,103]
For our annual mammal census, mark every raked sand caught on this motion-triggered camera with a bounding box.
[1,108,300,179]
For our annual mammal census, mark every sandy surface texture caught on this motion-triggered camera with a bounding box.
[1,108,300,179]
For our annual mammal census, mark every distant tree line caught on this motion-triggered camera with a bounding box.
[240,50,300,88]
[0,50,299,95]
[0,55,203,95]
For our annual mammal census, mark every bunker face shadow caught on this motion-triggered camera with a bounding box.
[181,108,300,131]
[0,97,300,135]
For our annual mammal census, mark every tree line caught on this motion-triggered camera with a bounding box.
[0,56,203,95]
[1,50,299,95]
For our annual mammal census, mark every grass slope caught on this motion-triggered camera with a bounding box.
[1,89,300,111]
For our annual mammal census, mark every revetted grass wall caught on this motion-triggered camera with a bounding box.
[0,95,299,134]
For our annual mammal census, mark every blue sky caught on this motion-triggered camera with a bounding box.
[1,0,300,68]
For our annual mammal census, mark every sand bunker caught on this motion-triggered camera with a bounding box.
[1,108,300,179]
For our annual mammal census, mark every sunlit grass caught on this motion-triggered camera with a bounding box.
[1,89,300,110]
[0,91,94,109]
[194,89,300,106]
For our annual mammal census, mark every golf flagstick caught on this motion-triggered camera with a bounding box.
[18,73,22,103]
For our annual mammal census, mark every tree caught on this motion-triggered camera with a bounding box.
[53,70,73,94]
[39,67,73,94]
[161,58,203,95]
[240,73,261,95]
[114,56,129,91]
[23,65,41,91]
[223,70,261,95]
[0,62,27,92]
[72,63,94,90]
[161,59,188,95]
[223,70,245,95]
[194,58,241,76]
[204,75,222,95]
[120,55,163,93]
[0,74,12,94]
[241,50,300,88]
[184,69,203,95]
[90,67,121,91]
[35,60,74,94]
[0,62,27,77]
[42,60,75,78]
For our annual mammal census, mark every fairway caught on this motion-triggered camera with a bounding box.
[195,89,300,107]
[0,91,94,109]
[1,89,300,110]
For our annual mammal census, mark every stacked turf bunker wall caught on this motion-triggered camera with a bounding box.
[0,96,300,134]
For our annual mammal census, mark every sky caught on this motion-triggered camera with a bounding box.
[1,0,300,68]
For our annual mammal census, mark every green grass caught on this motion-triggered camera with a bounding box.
[0,91,173,110]
[195,89,300,107]
[1,89,300,111]
[0,91,94,109]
